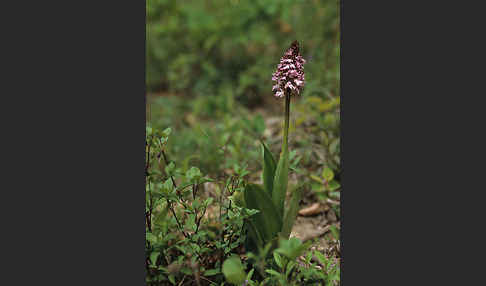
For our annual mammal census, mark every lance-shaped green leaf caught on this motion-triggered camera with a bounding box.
[261,141,277,198]
[244,220,263,253]
[244,184,282,244]
[272,147,289,218]
[281,186,302,239]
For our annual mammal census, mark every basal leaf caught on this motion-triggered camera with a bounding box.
[244,184,282,244]
[243,220,263,253]
[261,141,276,198]
[272,147,289,218]
[281,186,302,239]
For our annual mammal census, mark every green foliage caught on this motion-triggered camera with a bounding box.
[281,186,302,239]
[310,165,341,212]
[241,140,300,255]
[299,95,341,172]
[222,256,246,285]
[272,145,289,218]
[275,237,311,261]
[147,96,263,177]
[244,184,282,248]
[146,126,340,285]
[262,141,276,198]
[233,236,340,286]
[146,126,256,285]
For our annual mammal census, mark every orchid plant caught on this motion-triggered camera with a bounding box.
[238,41,306,252]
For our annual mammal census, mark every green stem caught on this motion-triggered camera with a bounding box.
[272,90,291,219]
[283,91,290,152]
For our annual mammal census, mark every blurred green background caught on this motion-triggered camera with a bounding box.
[146,0,340,181]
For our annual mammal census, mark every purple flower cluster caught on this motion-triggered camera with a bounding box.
[272,40,306,98]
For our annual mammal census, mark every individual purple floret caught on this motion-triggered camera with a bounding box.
[272,40,306,98]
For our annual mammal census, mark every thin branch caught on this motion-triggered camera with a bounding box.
[167,200,187,238]
[199,275,216,285]
[177,275,186,286]
[195,205,207,234]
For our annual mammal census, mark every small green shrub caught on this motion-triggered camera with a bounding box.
[146,126,259,285]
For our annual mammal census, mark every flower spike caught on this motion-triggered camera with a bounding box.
[271,40,306,98]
